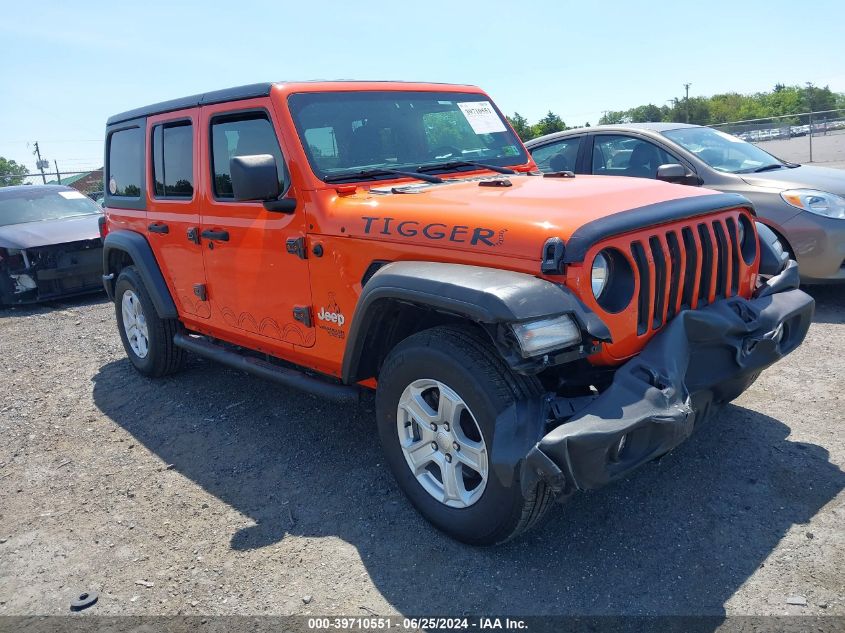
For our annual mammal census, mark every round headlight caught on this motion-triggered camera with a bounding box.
[591,252,609,299]
[737,218,745,245]
[592,248,634,313]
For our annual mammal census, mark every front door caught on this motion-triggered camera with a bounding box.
[590,134,680,179]
[198,103,314,350]
[145,110,210,321]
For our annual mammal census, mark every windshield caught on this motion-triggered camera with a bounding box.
[288,91,527,182]
[662,127,785,174]
[0,188,102,227]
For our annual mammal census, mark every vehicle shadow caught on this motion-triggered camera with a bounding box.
[91,358,845,616]
[804,285,844,325]
[0,292,107,319]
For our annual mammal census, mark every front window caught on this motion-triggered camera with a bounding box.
[288,91,527,182]
[0,187,102,227]
[210,112,288,199]
[662,127,785,174]
[592,135,678,179]
[531,137,582,173]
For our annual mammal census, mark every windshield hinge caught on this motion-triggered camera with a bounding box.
[541,237,566,275]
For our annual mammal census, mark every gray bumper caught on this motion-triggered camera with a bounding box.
[782,211,845,282]
[523,261,814,495]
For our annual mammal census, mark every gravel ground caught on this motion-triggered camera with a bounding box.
[0,285,843,618]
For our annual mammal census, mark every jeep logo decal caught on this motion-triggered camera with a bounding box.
[317,307,345,327]
[361,216,506,246]
[317,293,346,340]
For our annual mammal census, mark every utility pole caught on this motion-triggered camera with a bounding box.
[54,160,62,185]
[33,142,47,184]
[683,83,691,123]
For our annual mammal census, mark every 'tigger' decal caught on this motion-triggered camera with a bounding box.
[361,216,506,246]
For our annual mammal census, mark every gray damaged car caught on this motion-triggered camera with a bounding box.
[0,185,104,306]
[525,123,845,282]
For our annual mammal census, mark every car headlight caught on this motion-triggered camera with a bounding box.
[781,189,845,219]
[736,218,745,245]
[591,252,609,299]
[511,315,581,358]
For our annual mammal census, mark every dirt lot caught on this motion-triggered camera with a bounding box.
[0,285,843,618]
[752,128,845,166]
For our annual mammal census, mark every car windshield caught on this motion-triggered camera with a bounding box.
[288,91,527,182]
[0,188,102,227]
[662,126,785,174]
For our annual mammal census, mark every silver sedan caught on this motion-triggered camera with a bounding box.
[525,123,845,283]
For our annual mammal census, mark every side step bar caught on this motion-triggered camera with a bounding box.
[173,333,359,403]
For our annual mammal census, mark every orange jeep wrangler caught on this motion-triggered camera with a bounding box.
[101,81,813,544]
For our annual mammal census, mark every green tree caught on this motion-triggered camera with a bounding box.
[801,83,838,112]
[506,112,534,141]
[534,111,567,137]
[0,157,29,187]
[628,104,664,123]
[596,83,844,128]
[598,110,626,125]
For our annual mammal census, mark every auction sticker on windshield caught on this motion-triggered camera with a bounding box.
[457,101,506,134]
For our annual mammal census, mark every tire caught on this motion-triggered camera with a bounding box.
[114,265,185,377]
[376,324,553,545]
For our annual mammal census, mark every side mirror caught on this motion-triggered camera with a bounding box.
[656,163,687,183]
[230,154,281,201]
[656,163,703,186]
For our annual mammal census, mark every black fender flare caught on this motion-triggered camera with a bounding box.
[340,261,610,383]
[102,230,177,319]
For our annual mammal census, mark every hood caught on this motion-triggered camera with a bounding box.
[0,214,102,250]
[324,175,721,260]
[740,164,845,195]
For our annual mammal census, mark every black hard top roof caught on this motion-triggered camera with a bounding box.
[107,82,275,126]
[106,80,476,126]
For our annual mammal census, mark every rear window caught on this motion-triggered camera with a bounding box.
[107,127,143,197]
[152,121,194,198]
[0,188,102,227]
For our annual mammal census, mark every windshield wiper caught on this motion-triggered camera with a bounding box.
[417,160,516,175]
[323,168,443,184]
[752,164,786,173]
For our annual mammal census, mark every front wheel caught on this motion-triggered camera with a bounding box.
[114,265,185,377]
[376,325,552,545]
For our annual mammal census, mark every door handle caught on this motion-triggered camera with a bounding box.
[147,222,169,234]
[201,229,229,241]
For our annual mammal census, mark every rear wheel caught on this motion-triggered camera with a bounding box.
[376,325,553,545]
[114,266,184,377]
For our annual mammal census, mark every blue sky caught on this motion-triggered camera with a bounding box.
[2,0,844,178]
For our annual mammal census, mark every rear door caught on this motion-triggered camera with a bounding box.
[145,110,210,320]
[198,102,314,349]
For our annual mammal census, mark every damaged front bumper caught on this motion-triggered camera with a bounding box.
[522,261,814,496]
[0,240,103,306]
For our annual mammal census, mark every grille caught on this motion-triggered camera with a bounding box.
[628,215,744,336]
